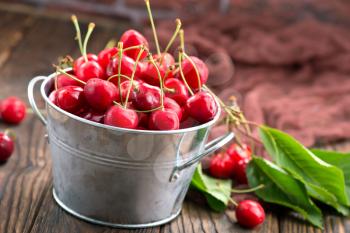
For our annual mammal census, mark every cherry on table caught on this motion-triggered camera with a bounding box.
[56,86,84,113]
[0,96,26,124]
[120,29,149,60]
[233,157,250,184]
[148,109,179,130]
[133,82,161,111]
[104,105,139,129]
[185,92,217,123]
[179,56,208,90]
[164,78,189,106]
[0,132,14,162]
[164,97,182,121]
[235,200,265,228]
[209,152,235,179]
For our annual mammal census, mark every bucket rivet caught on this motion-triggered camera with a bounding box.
[169,170,180,182]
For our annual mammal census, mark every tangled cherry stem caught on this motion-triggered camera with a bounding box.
[182,52,202,91]
[53,65,86,85]
[124,46,145,107]
[145,0,161,56]
[82,23,95,62]
[148,54,164,109]
[231,184,265,194]
[163,19,182,55]
[179,29,185,52]
[117,42,124,101]
[105,39,117,49]
[107,74,132,82]
[178,52,194,96]
[71,15,84,57]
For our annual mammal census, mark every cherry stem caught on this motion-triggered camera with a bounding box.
[82,23,95,62]
[231,184,265,194]
[117,42,124,102]
[178,52,194,96]
[179,29,185,52]
[124,46,145,107]
[71,15,84,56]
[105,39,117,49]
[107,74,132,82]
[163,19,182,54]
[182,52,201,91]
[122,45,149,52]
[148,54,164,109]
[53,65,86,85]
[4,129,16,141]
[145,0,161,56]
[229,197,238,207]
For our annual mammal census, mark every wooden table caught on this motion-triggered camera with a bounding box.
[0,8,349,233]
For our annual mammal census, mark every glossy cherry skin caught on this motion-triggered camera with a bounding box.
[180,56,208,90]
[164,78,189,106]
[186,92,217,123]
[236,200,265,228]
[106,55,141,81]
[114,80,141,103]
[56,73,80,88]
[73,54,98,74]
[0,133,14,162]
[98,47,118,70]
[76,60,104,82]
[233,158,250,184]
[56,86,84,113]
[141,53,175,86]
[209,152,235,179]
[83,78,118,112]
[133,83,161,111]
[104,105,138,129]
[0,97,26,124]
[77,108,105,123]
[149,109,179,130]
[120,29,149,60]
[164,97,182,121]
[227,143,252,162]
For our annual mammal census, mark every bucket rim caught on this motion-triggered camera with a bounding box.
[40,71,221,135]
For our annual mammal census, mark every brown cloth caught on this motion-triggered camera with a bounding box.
[146,0,350,147]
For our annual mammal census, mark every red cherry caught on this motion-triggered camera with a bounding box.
[236,200,265,228]
[115,80,141,103]
[0,132,14,162]
[180,56,208,90]
[164,97,182,121]
[209,152,235,179]
[120,29,149,60]
[149,109,179,130]
[137,112,149,128]
[56,73,80,88]
[106,55,141,81]
[234,158,250,184]
[186,92,217,123]
[180,106,189,122]
[97,47,118,70]
[0,97,26,124]
[227,143,252,162]
[141,53,175,85]
[104,105,138,129]
[164,78,189,106]
[73,54,98,74]
[133,83,161,111]
[83,78,118,112]
[76,60,104,82]
[56,86,84,113]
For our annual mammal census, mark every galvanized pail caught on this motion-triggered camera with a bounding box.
[27,73,234,228]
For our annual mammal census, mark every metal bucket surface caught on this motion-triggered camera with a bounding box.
[28,73,234,228]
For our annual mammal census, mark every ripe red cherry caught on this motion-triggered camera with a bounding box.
[106,55,141,80]
[120,29,149,60]
[133,83,161,111]
[56,73,80,88]
[164,97,182,121]
[227,143,252,162]
[141,53,175,86]
[186,92,217,123]
[235,200,265,228]
[83,78,118,111]
[209,152,235,179]
[0,97,26,124]
[97,47,118,70]
[180,56,208,90]
[75,60,104,82]
[0,132,14,162]
[114,80,141,103]
[104,105,138,129]
[234,158,250,184]
[149,109,179,130]
[73,54,98,74]
[137,112,149,128]
[164,78,189,106]
[56,86,84,113]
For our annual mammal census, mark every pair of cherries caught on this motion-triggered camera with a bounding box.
[50,25,217,131]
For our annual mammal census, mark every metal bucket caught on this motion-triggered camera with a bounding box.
[27,73,234,228]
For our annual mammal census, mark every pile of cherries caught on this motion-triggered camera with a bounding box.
[0,96,27,162]
[49,14,217,131]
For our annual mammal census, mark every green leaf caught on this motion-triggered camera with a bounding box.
[311,149,350,202]
[191,164,232,212]
[247,157,323,228]
[259,126,350,215]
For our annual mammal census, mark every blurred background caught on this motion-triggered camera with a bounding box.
[1,0,350,147]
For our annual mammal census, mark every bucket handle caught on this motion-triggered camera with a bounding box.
[28,76,47,125]
[169,132,234,182]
